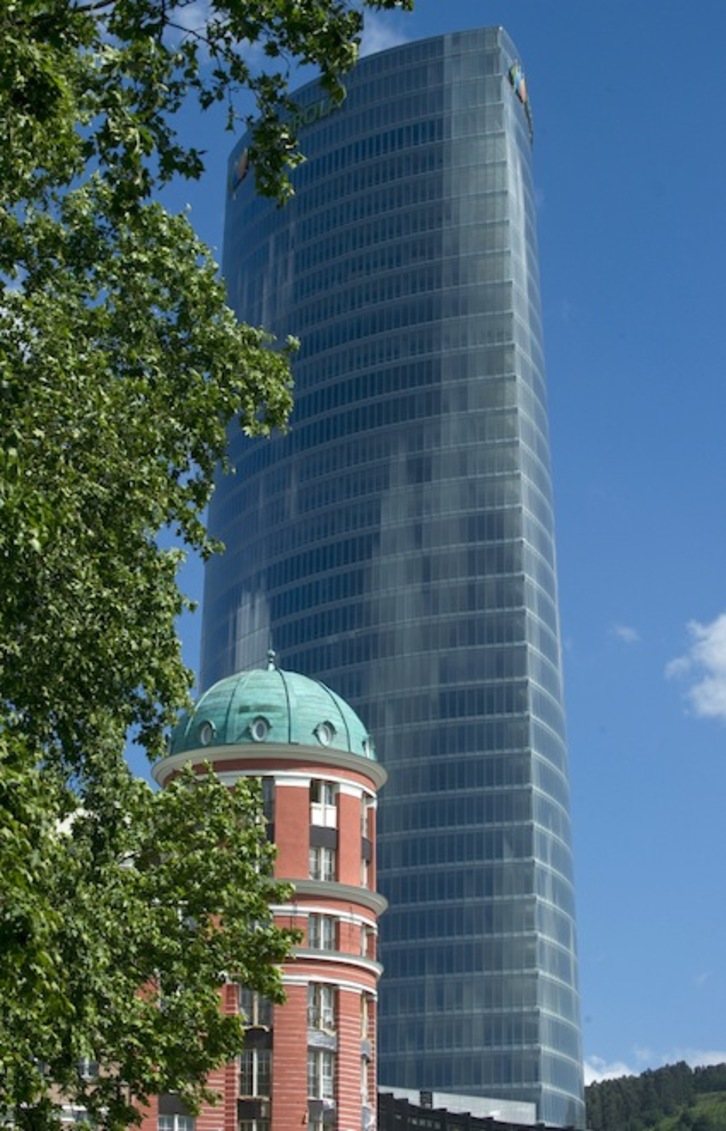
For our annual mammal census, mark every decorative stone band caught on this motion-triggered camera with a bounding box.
[284,880,387,916]
[213,769,377,799]
[270,903,378,931]
[281,973,378,997]
[291,950,383,979]
[153,742,388,790]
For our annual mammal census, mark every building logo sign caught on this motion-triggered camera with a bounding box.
[229,89,344,196]
[290,87,345,132]
[230,147,250,194]
[508,62,534,143]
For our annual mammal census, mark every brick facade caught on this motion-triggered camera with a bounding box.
[149,703,387,1131]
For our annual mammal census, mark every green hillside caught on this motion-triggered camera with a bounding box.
[586,1062,726,1131]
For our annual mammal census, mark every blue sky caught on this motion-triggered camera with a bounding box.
[156,1,726,1088]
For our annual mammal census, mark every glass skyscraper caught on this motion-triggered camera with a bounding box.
[202,28,585,1129]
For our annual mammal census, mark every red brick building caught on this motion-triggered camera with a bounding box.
[149,657,387,1131]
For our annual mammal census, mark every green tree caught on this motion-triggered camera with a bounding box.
[692,1115,717,1131]
[1,752,295,1131]
[0,1,412,1127]
[1,0,412,213]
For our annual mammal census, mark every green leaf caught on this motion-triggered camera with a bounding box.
[0,1,411,1126]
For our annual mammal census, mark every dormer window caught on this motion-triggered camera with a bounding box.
[249,716,270,742]
[314,720,335,747]
[198,720,215,746]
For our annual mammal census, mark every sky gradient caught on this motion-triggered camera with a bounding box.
[154,1,726,1088]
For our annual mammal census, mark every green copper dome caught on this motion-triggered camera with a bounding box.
[170,655,376,760]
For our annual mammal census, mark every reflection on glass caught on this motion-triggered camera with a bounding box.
[205,26,585,1129]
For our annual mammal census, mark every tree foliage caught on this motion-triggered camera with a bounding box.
[1,751,295,1130]
[1,0,412,211]
[0,0,412,1126]
[586,1062,726,1131]
[0,0,412,764]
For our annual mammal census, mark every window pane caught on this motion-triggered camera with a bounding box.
[240,1049,272,1097]
[307,983,336,1029]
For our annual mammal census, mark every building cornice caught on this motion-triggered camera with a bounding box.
[279,880,388,917]
[292,949,383,979]
[153,742,388,790]
[282,973,378,997]
[270,903,378,929]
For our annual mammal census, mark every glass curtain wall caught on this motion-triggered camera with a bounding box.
[204,29,585,1128]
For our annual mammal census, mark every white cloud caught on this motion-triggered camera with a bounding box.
[666,613,726,721]
[166,0,210,39]
[585,1048,726,1085]
[665,654,690,678]
[165,4,281,69]
[359,11,411,57]
[612,623,640,644]
[585,1056,636,1085]
[670,1048,726,1068]
[164,4,409,71]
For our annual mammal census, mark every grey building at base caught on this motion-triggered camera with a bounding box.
[380,1086,537,1127]
[203,27,585,1128]
[378,1089,575,1131]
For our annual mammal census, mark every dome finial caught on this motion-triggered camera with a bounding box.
[267,648,277,671]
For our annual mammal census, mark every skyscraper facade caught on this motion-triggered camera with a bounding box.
[202,28,585,1128]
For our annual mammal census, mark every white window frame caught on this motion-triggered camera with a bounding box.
[77,1059,99,1081]
[239,1048,272,1098]
[310,780,337,828]
[309,845,336,882]
[261,776,275,825]
[361,798,372,839]
[360,925,375,959]
[238,987,272,1028]
[361,993,372,1040]
[308,914,336,950]
[307,1049,335,1100]
[307,983,336,1031]
[361,1056,370,1105]
[158,1118,195,1131]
